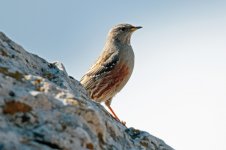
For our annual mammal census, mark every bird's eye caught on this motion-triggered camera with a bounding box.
[121,27,126,31]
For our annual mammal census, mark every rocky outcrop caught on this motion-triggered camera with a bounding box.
[0,32,174,150]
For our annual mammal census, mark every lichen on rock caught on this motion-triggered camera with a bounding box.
[0,32,174,150]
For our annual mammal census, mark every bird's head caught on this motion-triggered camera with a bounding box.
[107,24,142,45]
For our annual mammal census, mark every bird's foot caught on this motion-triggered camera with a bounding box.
[105,103,127,126]
[121,120,126,126]
[114,117,126,126]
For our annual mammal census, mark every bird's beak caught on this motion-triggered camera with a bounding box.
[131,26,142,31]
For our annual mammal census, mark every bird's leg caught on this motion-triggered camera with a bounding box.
[105,100,126,126]
[106,104,120,121]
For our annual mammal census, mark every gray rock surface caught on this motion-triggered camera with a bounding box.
[0,32,174,150]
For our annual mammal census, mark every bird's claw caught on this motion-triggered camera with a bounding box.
[121,120,126,126]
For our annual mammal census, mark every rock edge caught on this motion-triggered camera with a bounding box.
[0,32,174,150]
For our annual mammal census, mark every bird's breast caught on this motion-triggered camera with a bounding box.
[90,45,134,101]
[92,62,132,101]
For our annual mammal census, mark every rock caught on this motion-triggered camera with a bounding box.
[0,32,174,150]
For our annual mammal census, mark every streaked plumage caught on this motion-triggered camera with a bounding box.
[80,24,141,124]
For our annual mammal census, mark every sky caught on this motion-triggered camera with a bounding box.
[1,0,226,149]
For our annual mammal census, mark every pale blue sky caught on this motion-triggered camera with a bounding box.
[1,1,226,150]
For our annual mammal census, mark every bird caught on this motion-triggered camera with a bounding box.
[80,23,142,125]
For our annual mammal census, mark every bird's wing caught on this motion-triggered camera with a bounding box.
[80,50,119,87]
